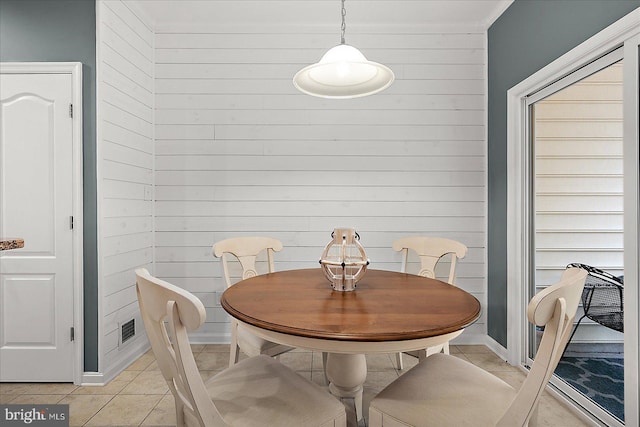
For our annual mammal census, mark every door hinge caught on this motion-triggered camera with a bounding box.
[69,103,73,118]
[70,216,74,230]
[70,327,75,342]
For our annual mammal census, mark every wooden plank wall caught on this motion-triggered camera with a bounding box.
[535,62,623,344]
[98,0,154,375]
[153,25,487,343]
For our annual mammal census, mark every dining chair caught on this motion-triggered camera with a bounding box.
[135,268,347,427]
[392,236,468,369]
[368,266,587,427]
[212,236,294,366]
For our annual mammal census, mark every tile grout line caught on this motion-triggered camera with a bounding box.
[81,394,118,427]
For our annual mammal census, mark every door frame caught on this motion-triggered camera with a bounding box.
[506,9,639,426]
[0,62,84,384]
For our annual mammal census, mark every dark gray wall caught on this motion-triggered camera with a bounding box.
[487,0,638,346]
[0,0,98,371]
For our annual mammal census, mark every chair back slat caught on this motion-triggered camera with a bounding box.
[392,236,467,284]
[498,267,587,427]
[213,237,283,287]
[136,268,224,426]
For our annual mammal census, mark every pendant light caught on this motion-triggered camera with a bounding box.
[293,0,394,99]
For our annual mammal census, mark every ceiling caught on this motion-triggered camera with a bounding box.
[132,0,513,32]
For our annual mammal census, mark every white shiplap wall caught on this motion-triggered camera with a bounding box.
[97,0,154,377]
[535,62,623,344]
[153,26,487,343]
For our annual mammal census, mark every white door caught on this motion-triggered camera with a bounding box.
[0,72,75,381]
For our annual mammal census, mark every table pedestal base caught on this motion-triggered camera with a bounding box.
[326,353,367,422]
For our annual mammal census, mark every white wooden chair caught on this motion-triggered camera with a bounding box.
[212,236,294,366]
[392,236,468,369]
[368,266,587,427]
[135,268,347,427]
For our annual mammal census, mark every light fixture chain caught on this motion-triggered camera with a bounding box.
[340,0,346,45]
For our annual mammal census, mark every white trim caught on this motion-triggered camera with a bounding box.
[450,334,488,346]
[0,61,84,385]
[102,339,150,384]
[506,8,639,104]
[526,47,623,104]
[80,372,108,386]
[128,0,511,33]
[541,383,604,427]
[186,331,490,347]
[151,22,490,34]
[188,332,231,345]
[622,32,640,427]
[506,8,640,423]
[481,0,513,30]
[95,0,105,378]
[484,335,509,361]
[81,339,150,386]
[506,89,528,366]
[483,28,490,346]
[150,4,157,279]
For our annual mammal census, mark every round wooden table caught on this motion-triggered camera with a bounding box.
[221,268,481,422]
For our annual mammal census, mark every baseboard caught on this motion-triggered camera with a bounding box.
[90,338,150,386]
[450,332,488,345]
[80,332,502,385]
[190,332,491,348]
[81,344,150,386]
[189,331,231,344]
[80,372,107,386]
[483,335,509,361]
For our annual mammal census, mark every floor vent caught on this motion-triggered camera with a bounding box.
[119,319,136,348]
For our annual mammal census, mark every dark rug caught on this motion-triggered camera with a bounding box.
[555,357,624,421]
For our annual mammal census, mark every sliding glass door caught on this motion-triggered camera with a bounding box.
[507,16,639,426]
[526,49,625,425]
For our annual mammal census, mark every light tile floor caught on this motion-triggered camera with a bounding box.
[0,345,589,426]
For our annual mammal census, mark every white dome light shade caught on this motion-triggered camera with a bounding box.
[293,44,395,99]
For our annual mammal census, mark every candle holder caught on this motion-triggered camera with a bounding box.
[319,228,369,291]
